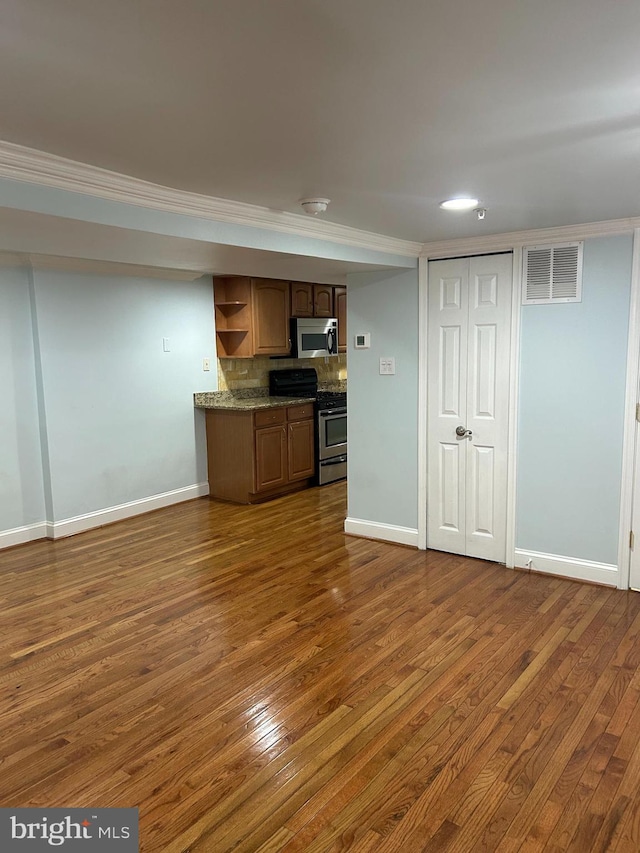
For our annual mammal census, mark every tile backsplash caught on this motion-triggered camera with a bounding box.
[218,355,347,391]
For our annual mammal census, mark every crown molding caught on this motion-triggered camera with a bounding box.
[0,140,422,259]
[421,217,640,258]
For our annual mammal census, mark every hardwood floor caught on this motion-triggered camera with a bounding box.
[2,483,640,851]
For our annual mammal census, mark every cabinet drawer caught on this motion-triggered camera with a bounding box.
[287,403,314,421]
[254,408,286,428]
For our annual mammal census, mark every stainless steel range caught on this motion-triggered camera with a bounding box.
[269,368,347,486]
[315,390,347,485]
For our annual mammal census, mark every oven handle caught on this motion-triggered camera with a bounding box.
[321,455,347,465]
[319,407,347,417]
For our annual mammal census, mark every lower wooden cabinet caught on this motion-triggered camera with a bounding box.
[286,408,315,481]
[255,423,287,491]
[205,403,315,503]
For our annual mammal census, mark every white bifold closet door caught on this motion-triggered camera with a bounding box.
[427,253,512,562]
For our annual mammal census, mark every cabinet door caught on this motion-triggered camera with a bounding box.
[334,287,347,352]
[313,285,334,318]
[291,282,313,317]
[252,280,291,355]
[255,425,287,491]
[288,419,315,481]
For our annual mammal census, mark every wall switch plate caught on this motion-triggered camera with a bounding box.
[203,358,211,371]
[379,357,396,375]
[162,337,170,352]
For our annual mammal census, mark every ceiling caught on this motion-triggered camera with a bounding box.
[1,0,640,244]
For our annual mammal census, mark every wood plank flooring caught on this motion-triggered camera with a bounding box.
[2,482,640,851]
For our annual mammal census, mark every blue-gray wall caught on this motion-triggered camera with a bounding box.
[346,236,633,570]
[0,267,46,532]
[0,267,216,537]
[516,234,633,564]
[346,267,419,529]
[32,270,217,521]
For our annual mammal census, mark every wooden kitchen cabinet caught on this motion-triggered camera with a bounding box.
[290,282,314,317]
[334,286,347,352]
[252,279,290,355]
[213,276,253,358]
[287,405,315,480]
[213,276,290,358]
[290,282,335,318]
[205,403,315,503]
[313,284,334,317]
[255,424,287,491]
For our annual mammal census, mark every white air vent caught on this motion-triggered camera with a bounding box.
[523,242,583,305]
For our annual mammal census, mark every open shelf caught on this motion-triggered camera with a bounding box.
[214,277,253,357]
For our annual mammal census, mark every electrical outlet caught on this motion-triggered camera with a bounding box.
[379,357,396,375]
[203,358,211,371]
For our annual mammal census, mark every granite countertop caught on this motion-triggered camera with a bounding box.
[194,380,346,411]
[194,389,315,411]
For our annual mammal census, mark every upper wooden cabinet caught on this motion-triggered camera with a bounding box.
[313,285,334,318]
[252,279,290,356]
[290,283,335,318]
[334,287,347,353]
[214,276,290,358]
[214,276,346,358]
[290,282,313,317]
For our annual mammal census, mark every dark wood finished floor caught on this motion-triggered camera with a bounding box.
[2,483,640,851]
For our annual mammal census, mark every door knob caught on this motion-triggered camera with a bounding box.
[456,425,472,438]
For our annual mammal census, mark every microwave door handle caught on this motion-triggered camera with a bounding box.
[328,328,337,354]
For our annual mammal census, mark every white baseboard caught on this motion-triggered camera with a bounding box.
[0,521,49,549]
[344,517,419,548]
[514,548,618,587]
[50,482,210,539]
[0,483,210,550]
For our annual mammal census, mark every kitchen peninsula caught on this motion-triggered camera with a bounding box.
[195,372,346,504]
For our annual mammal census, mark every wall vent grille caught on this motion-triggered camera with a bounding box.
[523,242,583,305]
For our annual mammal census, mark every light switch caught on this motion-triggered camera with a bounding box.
[379,357,396,375]
[162,337,170,352]
[203,358,211,371]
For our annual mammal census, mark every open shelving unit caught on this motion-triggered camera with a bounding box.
[213,278,253,357]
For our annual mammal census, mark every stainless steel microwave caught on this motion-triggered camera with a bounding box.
[290,317,338,358]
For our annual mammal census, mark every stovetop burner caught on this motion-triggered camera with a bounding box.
[316,390,347,410]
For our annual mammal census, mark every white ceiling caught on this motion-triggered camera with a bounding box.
[1,0,640,243]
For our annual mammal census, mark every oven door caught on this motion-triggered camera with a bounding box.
[318,407,347,460]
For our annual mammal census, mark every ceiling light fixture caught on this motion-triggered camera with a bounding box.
[299,197,331,215]
[439,197,480,211]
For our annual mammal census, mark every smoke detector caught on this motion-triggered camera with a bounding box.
[299,197,330,215]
